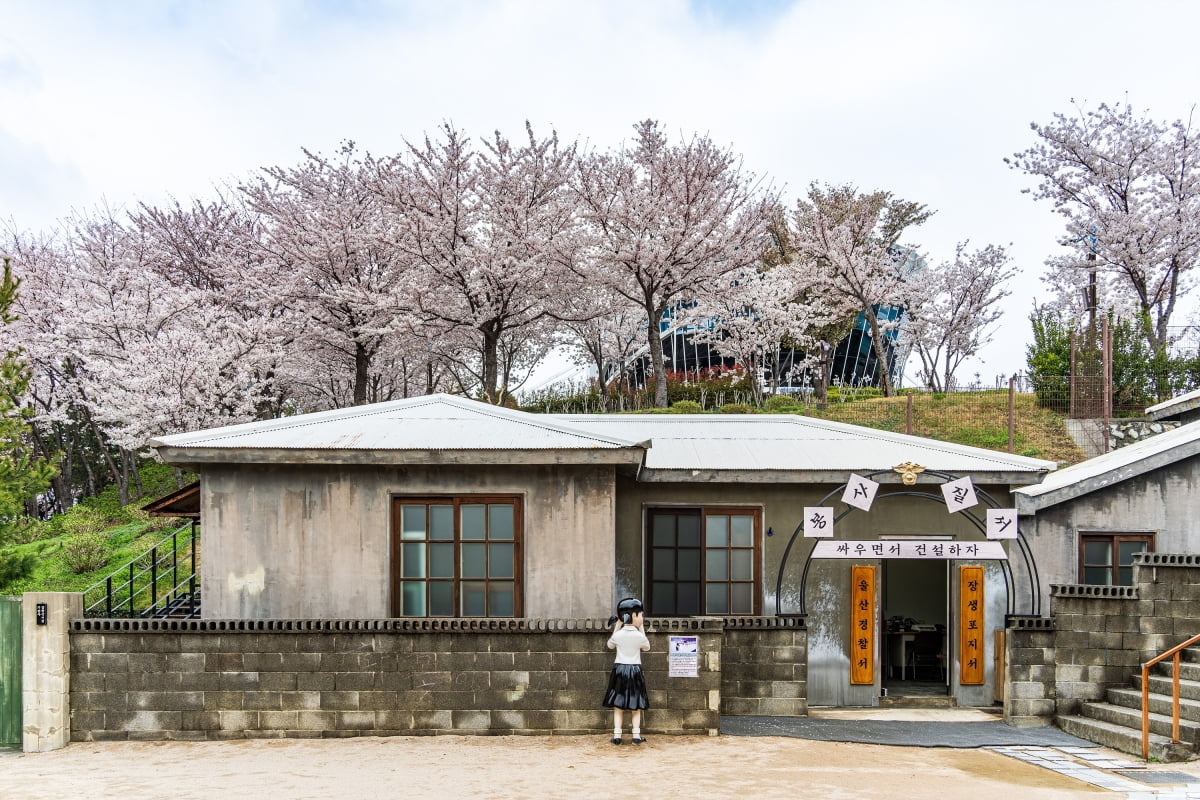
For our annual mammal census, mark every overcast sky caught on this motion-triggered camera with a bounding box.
[3,0,1199,384]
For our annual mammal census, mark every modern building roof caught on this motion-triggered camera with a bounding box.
[1013,419,1200,513]
[555,413,1057,484]
[152,392,1057,484]
[1146,388,1200,422]
[151,393,648,466]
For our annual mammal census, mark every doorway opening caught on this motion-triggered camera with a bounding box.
[882,559,949,698]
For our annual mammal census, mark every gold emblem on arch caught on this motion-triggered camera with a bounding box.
[892,461,926,485]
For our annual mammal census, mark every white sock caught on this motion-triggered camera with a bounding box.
[613,727,621,737]
[632,728,641,738]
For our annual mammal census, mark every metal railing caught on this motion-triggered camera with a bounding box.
[1141,632,1200,759]
[83,522,200,619]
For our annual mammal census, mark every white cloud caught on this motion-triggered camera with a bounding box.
[1,0,1198,377]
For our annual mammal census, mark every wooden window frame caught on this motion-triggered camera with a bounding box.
[645,506,762,616]
[1078,531,1154,587]
[390,495,524,618]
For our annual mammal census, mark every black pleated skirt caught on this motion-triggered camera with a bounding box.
[602,663,649,710]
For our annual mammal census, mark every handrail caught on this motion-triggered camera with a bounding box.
[83,522,199,618]
[1141,632,1200,759]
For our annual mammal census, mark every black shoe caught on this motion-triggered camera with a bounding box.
[632,737,646,745]
[611,737,622,745]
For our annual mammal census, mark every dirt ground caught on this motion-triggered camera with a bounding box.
[0,734,1123,800]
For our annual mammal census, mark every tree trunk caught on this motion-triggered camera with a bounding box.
[480,322,501,403]
[646,306,669,408]
[353,340,370,406]
[812,341,833,403]
[864,309,895,397]
[81,403,128,505]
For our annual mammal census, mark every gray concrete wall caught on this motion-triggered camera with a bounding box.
[1018,460,1200,613]
[200,464,617,620]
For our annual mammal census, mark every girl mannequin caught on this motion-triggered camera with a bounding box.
[602,597,650,744]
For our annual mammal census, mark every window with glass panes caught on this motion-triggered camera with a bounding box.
[391,496,522,617]
[647,507,760,616]
[1079,532,1153,586]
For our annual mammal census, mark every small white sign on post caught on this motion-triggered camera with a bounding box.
[668,635,699,678]
[803,507,834,537]
[842,474,879,511]
[987,508,1018,539]
[941,476,978,513]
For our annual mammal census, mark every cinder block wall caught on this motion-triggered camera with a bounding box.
[720,618,807,716]
[68,617,750,741]
[1003,617,1055,727]
[1005,554,1200,726]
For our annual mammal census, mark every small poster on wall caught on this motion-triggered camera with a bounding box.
[668,635,699,678]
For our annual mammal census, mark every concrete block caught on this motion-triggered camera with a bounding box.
[332,672,375,691]
[281,691,322,711]
[296,672,336,691]
[241,691,283,711]
[373,709,414,730]
[259,711,299,730]
[203,690,244,711]
[296,710,337,730]
[411,710,452,730]
[319,691,359,711]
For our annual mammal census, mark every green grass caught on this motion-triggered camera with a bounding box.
[801,392,1088,466]
[3,521,166,595]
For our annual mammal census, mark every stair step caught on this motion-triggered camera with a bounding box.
[1109,687,1200,721]
[1081,701,1200,743]
[1136,672,1200,702]
[1159,661,1200,683]
[1057,714,1195,762]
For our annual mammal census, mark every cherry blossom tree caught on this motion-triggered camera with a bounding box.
[790,183,933,396]
[61,204,283,498]
[1008,101,1200,353]
[685,267,821,406]
[573,120,774,407]
[241,142,419,409]
[758,211,859,402]
[2,228,86,509]
[558,283,646,405]
[381,123,581,404]
[906,242,1018,391]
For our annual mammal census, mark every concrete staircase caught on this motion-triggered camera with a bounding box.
[1057,647,1200,762]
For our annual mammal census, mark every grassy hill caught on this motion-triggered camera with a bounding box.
[799,390,1087,467]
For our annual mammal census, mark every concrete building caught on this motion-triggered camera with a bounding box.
[1014,418,1200,611]
[151,393,1058,709]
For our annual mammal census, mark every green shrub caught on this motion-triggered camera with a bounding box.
[56,506,108,539]
[763,394,798,412]
[719,403,754,414]
[61,531,111,574]
[670,400,704,414]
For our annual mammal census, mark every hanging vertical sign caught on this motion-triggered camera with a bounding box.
[850,565,876,685]
[959,565,985,685]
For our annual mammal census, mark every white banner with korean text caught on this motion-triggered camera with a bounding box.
[811,540,1007,560]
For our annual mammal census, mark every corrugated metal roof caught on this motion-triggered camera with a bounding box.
[1147,388,1200,420]
[150,394,1058,481]
[151,394,645,452]
[1014,419,1200,512]
[554,414,1057,477]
